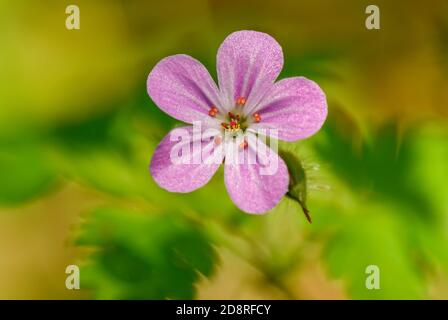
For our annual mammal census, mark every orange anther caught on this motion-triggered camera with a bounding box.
[236,97,247,105]
[253,113,261,123]
[209,106,218,117]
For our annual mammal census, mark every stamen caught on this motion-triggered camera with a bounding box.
[236,97,247,106]
[208,106,218,117]
[253,113,261,123]
[221,122,229,129]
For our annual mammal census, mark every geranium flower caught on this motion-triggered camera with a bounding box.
[147,30,327,214]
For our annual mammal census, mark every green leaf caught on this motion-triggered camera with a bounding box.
[76,207,216,299]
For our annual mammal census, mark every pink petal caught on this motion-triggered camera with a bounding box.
[224,136,289,214]
[150,126,223,192]
[250,77,327,141]
[217,30,283,111]
[147,54,223,124]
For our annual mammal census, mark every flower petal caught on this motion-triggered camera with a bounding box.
[217,30,283,111]
[147,54,223,124]
[224,135,289,214]
[250,77,327,141]
[150,126,223,192]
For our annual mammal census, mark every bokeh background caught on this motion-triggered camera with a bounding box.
[1,0,448,299]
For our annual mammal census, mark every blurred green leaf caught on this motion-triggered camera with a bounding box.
[315,111,431,220]
[49,106,161,200]
[282,47,344,81]
[408,125,448,271]
[76,207,216,299]
[324,208,426,299]
[0,139,56,205]
[316,123,448,299]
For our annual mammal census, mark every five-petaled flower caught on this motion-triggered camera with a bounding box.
[147,30,327,214]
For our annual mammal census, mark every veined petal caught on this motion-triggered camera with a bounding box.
[223,134,288,214]
[150,126,223,192]
[147,54,223,124]
[250,77,327,141]
[217,30,283,111]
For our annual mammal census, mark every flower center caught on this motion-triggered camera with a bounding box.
[208,96,261,134]
[221,111,247,133]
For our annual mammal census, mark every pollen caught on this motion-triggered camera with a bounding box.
[236,97,247,106]
[253,113,261,123]
[208,106,218,117]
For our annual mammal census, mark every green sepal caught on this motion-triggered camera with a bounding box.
[279,150,312,223]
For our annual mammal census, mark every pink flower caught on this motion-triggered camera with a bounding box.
[147,30,327,214]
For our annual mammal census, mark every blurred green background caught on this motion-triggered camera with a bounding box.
[1,0,448,299]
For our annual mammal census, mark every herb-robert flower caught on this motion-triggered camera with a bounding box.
[147,30,327,214]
